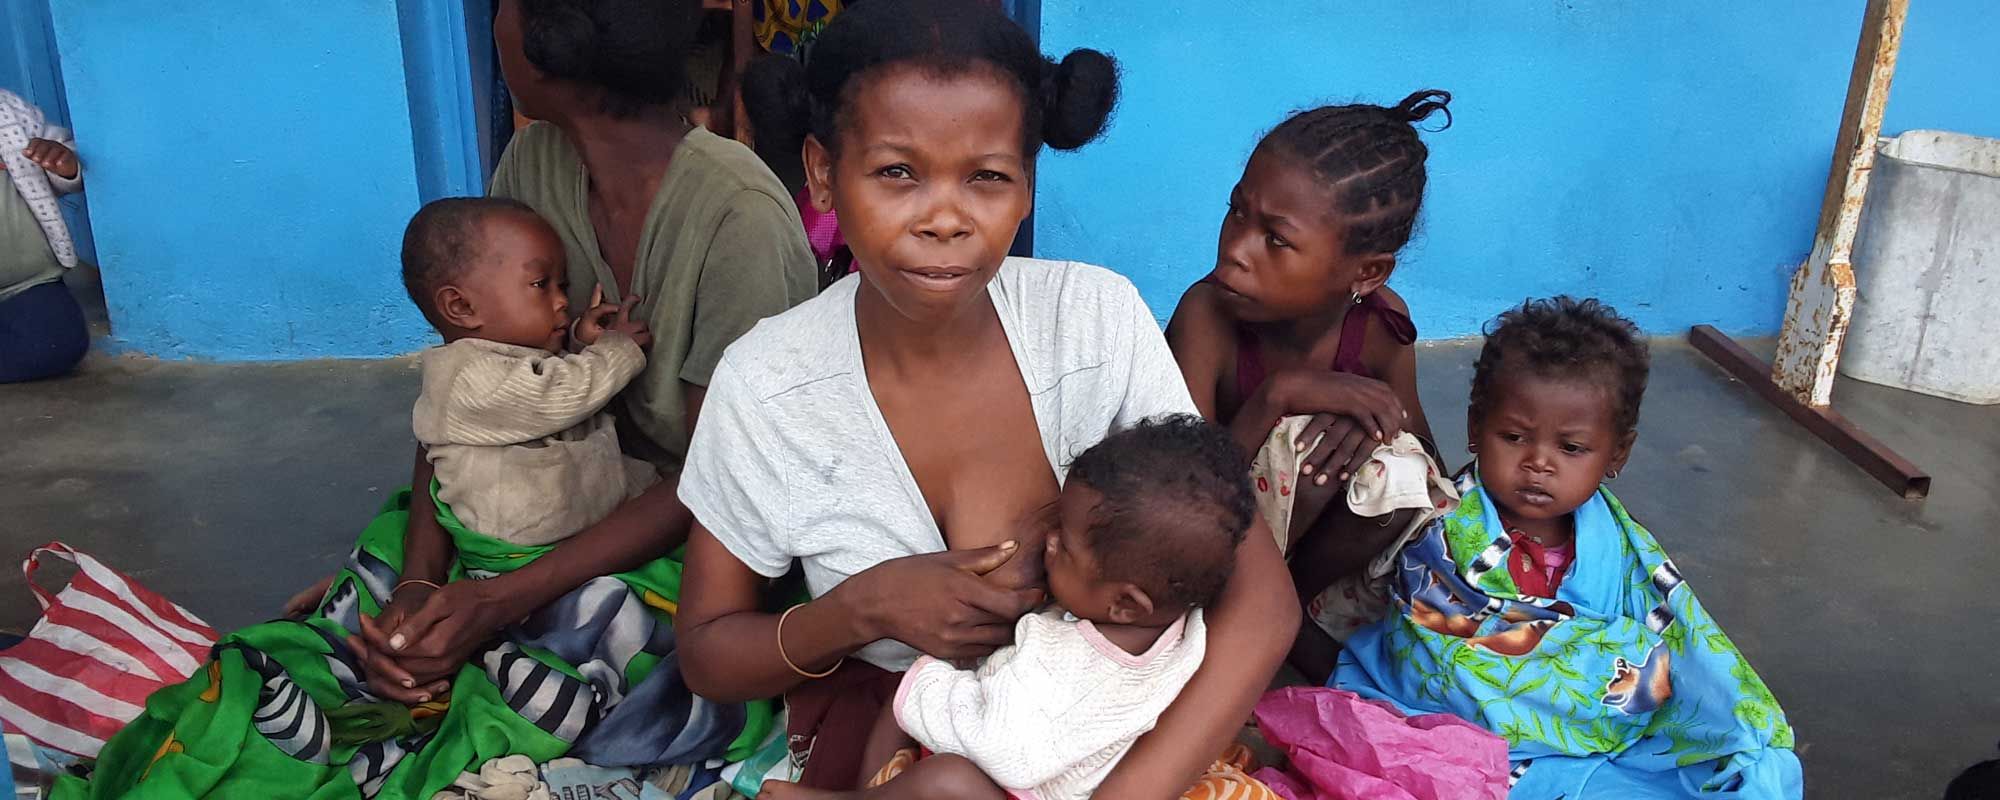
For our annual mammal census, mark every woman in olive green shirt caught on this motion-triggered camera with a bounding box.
[55,4,814,794]
[348,0,817,705]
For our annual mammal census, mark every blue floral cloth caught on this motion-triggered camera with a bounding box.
[1334,476,1801,798]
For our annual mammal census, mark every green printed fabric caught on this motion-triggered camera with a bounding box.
[55,487,770,799]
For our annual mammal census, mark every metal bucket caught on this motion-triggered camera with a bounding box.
[1842,130,2000,404]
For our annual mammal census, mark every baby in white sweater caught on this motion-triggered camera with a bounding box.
[765,415,1254,800]
[401,197,656,546]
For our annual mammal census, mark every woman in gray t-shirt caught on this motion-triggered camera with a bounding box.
[673,3,1298,795]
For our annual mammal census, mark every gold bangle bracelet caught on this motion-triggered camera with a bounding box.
[394,579,442,594]
[777,603,844,679]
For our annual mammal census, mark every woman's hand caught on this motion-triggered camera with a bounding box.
[829,543,1043,662]
[346,583,454,704]
[22,138,78,179]
[982,506,1053,594]
[349,579,515,703]
[381,579,515,667]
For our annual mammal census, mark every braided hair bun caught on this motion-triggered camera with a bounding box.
[1261,88,1456,255]
[755,0,1120,156]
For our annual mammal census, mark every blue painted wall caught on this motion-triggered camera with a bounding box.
[1035,1,2000,338]
[46,1,437,359]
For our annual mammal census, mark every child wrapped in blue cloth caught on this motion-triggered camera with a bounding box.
[1335,297,1801,799]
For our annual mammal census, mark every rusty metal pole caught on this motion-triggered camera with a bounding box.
[1689,0,1929,498]
[1772,0,1910,407]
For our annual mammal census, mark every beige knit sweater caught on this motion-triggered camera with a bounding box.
[412,334,658,546]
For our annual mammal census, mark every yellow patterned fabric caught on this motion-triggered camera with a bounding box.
[753,0,844,56]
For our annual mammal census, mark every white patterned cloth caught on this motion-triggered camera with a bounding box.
[1303,432,1460,642]
[0,89,78,269]
[895,609,1206,800]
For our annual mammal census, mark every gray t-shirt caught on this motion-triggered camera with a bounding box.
[679,258,1198,671]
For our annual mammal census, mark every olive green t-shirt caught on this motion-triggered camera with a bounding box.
[0,174,65,302]
[490,123,818,472]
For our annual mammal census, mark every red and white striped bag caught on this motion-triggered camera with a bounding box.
[0,542,217,757]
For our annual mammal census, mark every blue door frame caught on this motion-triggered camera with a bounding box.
[397,0,499,201]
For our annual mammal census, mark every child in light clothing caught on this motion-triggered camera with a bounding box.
[400,197,658,546]
[764,415,1254,800]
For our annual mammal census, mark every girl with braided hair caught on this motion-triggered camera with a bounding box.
[1167,89,1453,679]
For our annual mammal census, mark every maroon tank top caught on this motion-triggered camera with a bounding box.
[1233,292,1418,401]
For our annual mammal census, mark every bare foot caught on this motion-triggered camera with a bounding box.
[757,782,854,800]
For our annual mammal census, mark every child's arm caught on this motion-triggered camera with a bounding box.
[1164,283,1230,419]
[440,336,647,444]
[860,687,919,784]
[1290,330,1433,485]
[24,127,81,193]
[1168,282,1409,469]
[1379,329,1435,448]
[1166,283,1276,456]
[894,650,1099,790]
[1369,288,1433,445]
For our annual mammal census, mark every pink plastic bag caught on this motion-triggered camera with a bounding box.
[1251,687,1509,800]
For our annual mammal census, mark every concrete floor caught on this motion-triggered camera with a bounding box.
[2,337,1995,798]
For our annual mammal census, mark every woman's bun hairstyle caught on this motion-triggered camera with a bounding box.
[519,0,700,118]
[1040,48,1119,151]
[774,0,1119,156]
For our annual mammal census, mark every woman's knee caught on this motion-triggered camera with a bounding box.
[0,280,89,383]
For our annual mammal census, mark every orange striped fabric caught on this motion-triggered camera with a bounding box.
[1182,744,1282,800]
[866,743,1280,799]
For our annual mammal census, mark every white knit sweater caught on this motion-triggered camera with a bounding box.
[894,609,1206,800]
[412,334,657,545]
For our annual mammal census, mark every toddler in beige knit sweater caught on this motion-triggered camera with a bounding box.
[399,197,658,546]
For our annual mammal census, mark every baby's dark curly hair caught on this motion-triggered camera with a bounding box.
[400,197,540,330]
[1067,414,1254,610]
[1471,296,1650,434]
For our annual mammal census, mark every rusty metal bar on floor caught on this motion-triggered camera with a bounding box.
[1690,326,1930,499]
